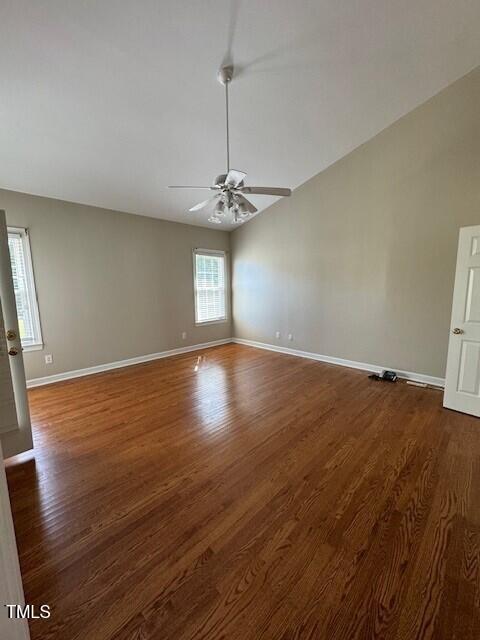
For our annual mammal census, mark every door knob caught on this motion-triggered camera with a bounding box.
[452,328,464,335]
[6,329,17,341]
[8,347,19,356]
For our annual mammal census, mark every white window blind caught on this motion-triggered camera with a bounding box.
[7,228,43,349]
[194,250,227,324]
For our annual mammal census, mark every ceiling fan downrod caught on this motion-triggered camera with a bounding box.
[217,65,234,174]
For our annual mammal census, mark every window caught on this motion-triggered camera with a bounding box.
[7,227,43,350]
[193,249,228,324]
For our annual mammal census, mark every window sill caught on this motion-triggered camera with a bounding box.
[195,318,229,327]
[22,343,44,353]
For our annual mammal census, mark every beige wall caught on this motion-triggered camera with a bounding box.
[3,68,479,383]
[232,67,480,379]
[1,190,231,380]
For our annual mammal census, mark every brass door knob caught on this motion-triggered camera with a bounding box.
[452,328,464,335]
[6,329,17,341]
[8,347,19,356]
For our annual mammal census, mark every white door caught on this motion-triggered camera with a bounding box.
[0,210,33,458]
[0,296,18,434]
[0,303,30,638]
[444,225,480,417]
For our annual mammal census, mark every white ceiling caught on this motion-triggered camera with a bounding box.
[1,1,479,229]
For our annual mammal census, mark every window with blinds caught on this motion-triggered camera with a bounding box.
[7,228,43,349]
[194,250,227,324]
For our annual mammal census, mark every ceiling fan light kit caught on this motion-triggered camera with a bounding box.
[168,64,291,225]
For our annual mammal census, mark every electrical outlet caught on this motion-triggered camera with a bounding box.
[181,332,187,340]
[275,331,281,339]
[45,354,53,364]
[288,333,293,341]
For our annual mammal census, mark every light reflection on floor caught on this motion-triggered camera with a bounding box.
[193,354,231,432]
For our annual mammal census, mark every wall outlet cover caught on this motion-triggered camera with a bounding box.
[275,331,281,339]
[45,354,53,364]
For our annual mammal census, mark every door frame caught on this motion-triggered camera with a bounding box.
[0,441,30,639]
[0,211,33,458]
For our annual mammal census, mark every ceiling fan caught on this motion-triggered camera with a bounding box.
[168,64,291,224]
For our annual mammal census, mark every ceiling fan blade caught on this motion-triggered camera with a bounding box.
[225,169,247,188]
[236,194,258,214]
[189,195,219,212]
[168,185,218,190]
[240,186,292,196]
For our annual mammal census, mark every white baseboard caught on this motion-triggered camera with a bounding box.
[26,337,445,390]
[26,339,233,388]
[232,338,445,387]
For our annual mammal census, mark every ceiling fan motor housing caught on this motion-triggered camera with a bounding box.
[214,174,227,187]
[214,173,245,189]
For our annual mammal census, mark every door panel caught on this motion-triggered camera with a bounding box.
[471,235,480,255]
[0,297,18,434]
[0,211,33,458]
[444,225,480,417]
[457,341,480,395]
[465,268,480,322]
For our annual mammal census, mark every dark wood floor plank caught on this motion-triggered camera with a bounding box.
[5,344,480,640]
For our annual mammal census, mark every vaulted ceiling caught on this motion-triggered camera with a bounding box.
[1,1,480,228]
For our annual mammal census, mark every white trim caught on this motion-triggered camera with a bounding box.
[26,339,233,388]
[193,248,228,256]
[193,248,229,325]
[22,343,43,353]
[232,338,445,387]
[194,318,229,327]
[7,226,43,350]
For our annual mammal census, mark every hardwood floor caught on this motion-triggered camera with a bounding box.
[5,343,480,639]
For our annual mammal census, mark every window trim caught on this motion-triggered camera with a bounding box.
[7,226,43,351]
[193,248,229,326]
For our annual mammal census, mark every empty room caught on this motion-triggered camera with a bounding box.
[1,2,480,639]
